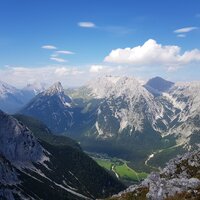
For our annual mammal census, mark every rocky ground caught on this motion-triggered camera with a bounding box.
[107,149,200,200]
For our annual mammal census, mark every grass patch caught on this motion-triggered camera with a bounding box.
[115,163,147,181]
[95,159,112,171]
[93,157,147,183]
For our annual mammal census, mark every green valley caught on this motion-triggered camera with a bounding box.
[89,153,148,185]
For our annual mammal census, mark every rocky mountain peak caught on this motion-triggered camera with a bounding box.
[0,81,19,96]
[44,81,64,95]
[145,76,174,92]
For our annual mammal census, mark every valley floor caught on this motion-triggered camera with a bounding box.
[87,152,147,185]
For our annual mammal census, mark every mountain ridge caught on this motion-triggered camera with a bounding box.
[10,76,200,170]
[0,110,125,199]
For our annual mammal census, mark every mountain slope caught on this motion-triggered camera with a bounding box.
[0,110,125,199]
[166,82,200,148]
[20,82,74,134]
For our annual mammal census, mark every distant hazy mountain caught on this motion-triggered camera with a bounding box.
[0,110,125,199]
[0,81,26,113]
[0,81,45,113]
[145,76,174,93]
[23,82,46,95]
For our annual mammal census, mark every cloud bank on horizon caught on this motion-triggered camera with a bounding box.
[1,39,200,87]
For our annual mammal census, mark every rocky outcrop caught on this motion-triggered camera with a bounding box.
[109,149,200,200]
[0,110,45,165]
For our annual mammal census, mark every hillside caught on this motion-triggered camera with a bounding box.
[0,110,125,199]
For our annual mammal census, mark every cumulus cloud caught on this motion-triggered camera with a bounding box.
[104,39,200,70]
[50,57,67,63]
[174,27,198,33]
[78,22,96,28]
[42,45,57,50]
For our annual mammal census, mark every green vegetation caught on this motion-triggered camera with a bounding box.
[148,145,186,168]
[115,163,147,181]
[64,87,92,100]
[95,159,113,171]
[93,156,148,184]
[14,114,81,150]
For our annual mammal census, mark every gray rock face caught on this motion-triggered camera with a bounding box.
[143,173,200,199]
[0,155,19,185]
[0,189,16,200]
[0,110,44,165]
[112,149,200,200]
[0,110,47,199]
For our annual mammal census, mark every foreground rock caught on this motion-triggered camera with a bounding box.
[107,149,200,200]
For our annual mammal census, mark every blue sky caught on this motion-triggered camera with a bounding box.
[0,0,200,87]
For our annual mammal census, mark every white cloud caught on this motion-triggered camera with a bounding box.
[54,67,71,76]
[174,27,198,33]
[54,67,83,76]
[0,66,86,88]
[42,45,57,50]
[104,39,200,70]
[89,65,123,75]
[56,50,74,55]
[0,65,125,88]
[89,65,104,73]
[78,22,96,28]
[50,57,67,63]
[177,34,186,38]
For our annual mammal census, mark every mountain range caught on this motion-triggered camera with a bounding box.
[0,110,125,199]
[0,81,45,113]
[1,76,200,171]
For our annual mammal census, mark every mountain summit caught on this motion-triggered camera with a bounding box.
[145,76,174,93]
[20,82,73,133]
[44,81,64,95]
